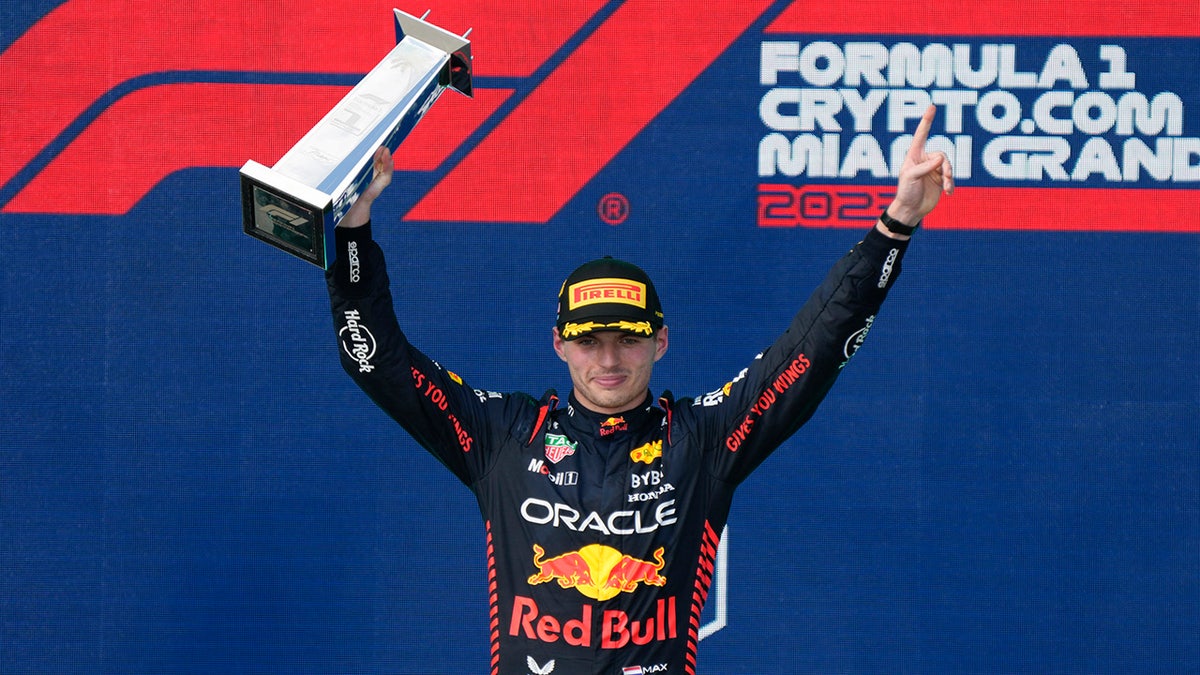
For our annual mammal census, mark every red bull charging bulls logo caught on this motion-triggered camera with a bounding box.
[528,543,666,601]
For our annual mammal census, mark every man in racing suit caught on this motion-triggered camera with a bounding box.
[327,106,952,674]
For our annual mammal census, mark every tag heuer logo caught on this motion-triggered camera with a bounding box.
[544,434,577,464]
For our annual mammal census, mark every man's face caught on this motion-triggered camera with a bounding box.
[552,327,669,415]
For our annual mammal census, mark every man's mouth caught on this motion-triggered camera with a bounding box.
[592,373,628,388]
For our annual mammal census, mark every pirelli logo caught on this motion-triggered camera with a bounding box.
[568,278,646,310]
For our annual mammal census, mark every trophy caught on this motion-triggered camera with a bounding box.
[240,9,472,268]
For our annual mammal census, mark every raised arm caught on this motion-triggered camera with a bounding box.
[327,144,516,486]
[698,105,954,483]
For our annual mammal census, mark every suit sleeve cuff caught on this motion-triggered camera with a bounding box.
[859,223,910,260]
[329,222,375,294]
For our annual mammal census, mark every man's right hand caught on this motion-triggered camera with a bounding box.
[876,104,954,240]
[340,145,395,229]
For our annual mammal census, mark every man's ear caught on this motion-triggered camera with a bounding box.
[552,327,568,362]
[653,325,669,362]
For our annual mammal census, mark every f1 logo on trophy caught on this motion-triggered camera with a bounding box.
[240,9,472,268]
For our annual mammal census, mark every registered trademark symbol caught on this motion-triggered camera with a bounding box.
[598,192,629,225]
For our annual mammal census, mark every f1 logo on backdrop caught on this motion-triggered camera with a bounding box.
[1,0,1197,231]
[0,0,773,221]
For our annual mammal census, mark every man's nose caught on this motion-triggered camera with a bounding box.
[597,340,621,367]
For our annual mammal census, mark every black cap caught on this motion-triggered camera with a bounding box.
[556,257,664,340]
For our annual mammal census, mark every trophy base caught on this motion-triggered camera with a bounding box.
[240,161,334,269]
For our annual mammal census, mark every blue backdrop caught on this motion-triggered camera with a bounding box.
[2,1,1197,673]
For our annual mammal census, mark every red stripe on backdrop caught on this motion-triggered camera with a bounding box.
[0,0,602,195]
[766,0,1200,37]
[2,84,508,215]
[925,186,1200,233]
[404,0,776,224]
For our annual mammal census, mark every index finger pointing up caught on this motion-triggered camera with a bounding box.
[908,104,937,161]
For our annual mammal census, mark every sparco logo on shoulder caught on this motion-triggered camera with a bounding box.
[347,240,361,283]
[877,248,899,288]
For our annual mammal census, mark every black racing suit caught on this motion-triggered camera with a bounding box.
[327,223,908,675]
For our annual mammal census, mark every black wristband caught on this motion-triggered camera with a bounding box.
[880,208,920,236]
